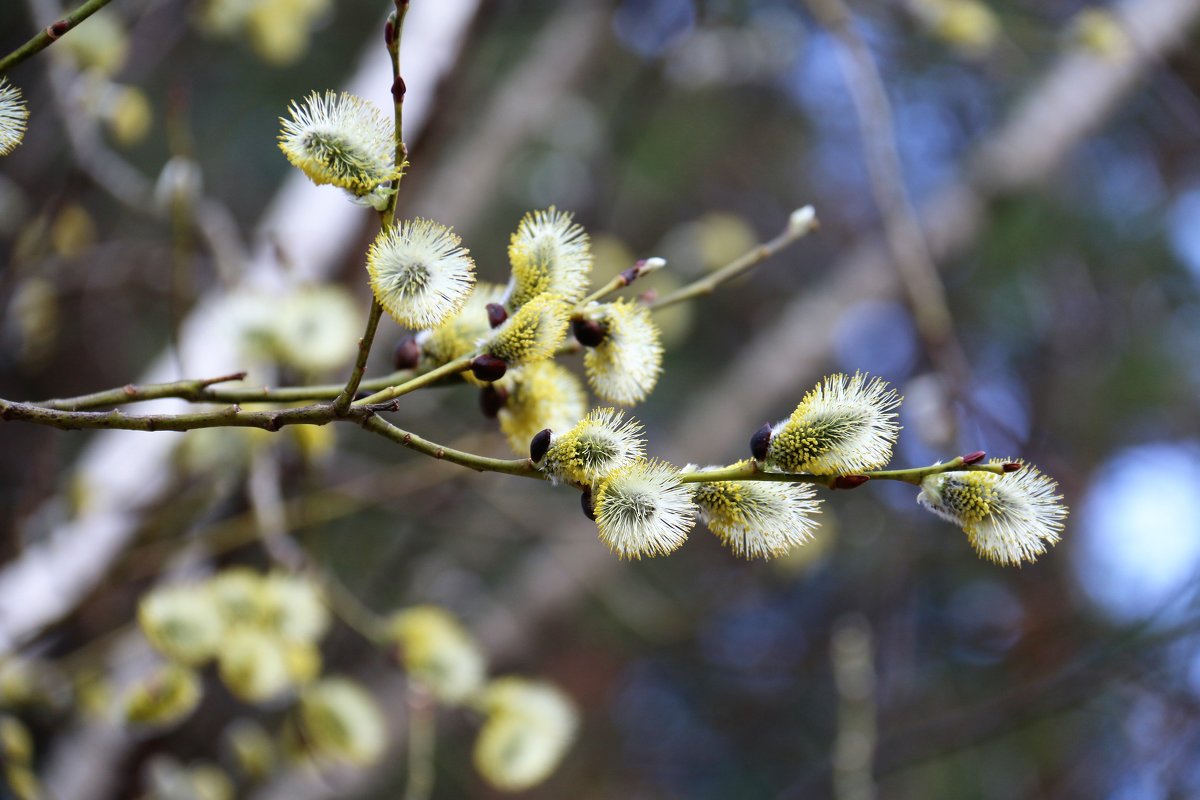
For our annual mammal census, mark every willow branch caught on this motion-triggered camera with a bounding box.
[0,0,116,75]
[404,686,437,800]
[354,356,473,407]
[649,207,818,311]
[0,398,349,432]
[680,455,1006,488]
[334,1,412,412]
[336,299,387,413]
[360,415,542,478]
[33,368,419,411]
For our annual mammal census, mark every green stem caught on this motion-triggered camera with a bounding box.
[333,2,411,413]
[579,273,631,307]
[353,356,473,408]
[361,415,542,478]
[404,685,437,800]
[334,298,385,413]
[650,208,818,311]
[34,368,420,410]
[0,0,116,75]
[679,456,1005,487]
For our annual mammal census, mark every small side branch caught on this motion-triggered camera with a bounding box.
[0,0,116,75]
[650,207,818,311]
[360,415,542,479]
[354,356,473,408]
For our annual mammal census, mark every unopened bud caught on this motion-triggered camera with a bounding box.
[470,355,508,383]
[833,475,870,490]
[580,487,596,520]
[572,318,607,348]
[638,256,666,274]
[384,15,396,49]
[486,303,508,329]
[788,205,817,235]
[750,423,773,462]
[529,428,552,463]
[1002,462,1023,473]
[391,75,406,104]
[480,385,507,419]
[392,336,421,371]
[962,450,986,465]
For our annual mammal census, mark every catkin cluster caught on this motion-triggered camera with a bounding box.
[129,570,577,792]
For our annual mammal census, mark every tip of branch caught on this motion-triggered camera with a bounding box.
[788,205,818,236]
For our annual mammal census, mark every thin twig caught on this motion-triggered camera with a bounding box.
[679,456,1005,488]
[649,208,818,311]
[359,415,542,478]
[0,0,116,74]
[403,685,437,800]
[353,356,473,407]
[34,368,418,410]
[334,0,413,412]
[0,398,348,432]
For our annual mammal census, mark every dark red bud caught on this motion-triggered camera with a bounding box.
[580,487,596,521]
[486,303,508,329]
[962,450,986,465]
[833,475,871,490]
[572,318,607,348]
[480,385,507,419]
[470,354,508,383]
[391,336,421,370]
[619,265,640,285]
[391,75,406,104]
[1002,462,1023,473]
[530,428,553,463]
[48,19,69,38]
[750,423,773,462]
[384,19,395,47]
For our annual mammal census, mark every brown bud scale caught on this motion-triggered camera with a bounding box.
[580,488,596,521]
[392,336,421,371]
[529,428,552,463]
[480,385,507,419]
[486,303,508,329]
[471,354,508,383]
[572,318,607,348]
[833,475,870,490]
[750,423,773,462]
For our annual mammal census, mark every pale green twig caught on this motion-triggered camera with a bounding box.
[649,207,818,311]
[354,356,474,408]
[360,415,541,478]
[336,298,386,414]
[404,685,437,800]
[0,0,116,75]
[679,456,1006,488]
[334,1,413,412]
